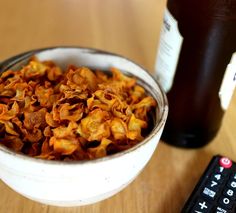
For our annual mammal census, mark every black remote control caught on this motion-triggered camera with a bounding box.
[182,155,236,213]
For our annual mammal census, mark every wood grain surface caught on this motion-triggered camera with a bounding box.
[0,0,235,212]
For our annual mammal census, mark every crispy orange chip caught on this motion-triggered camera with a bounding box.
[0,58,157,161]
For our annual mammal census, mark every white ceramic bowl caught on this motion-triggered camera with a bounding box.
[0,47,168,207]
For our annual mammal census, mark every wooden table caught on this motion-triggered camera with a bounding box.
[0,0,235,212]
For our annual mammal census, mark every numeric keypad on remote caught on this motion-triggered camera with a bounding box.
[182,155,236,213]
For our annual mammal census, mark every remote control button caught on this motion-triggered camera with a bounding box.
[230,173,236,180]
[192,199,212,212]
[227,180,236,191]
[223,188,236,200]
[219,157,232,169]
[215,166,228,176]
[206,180,220,192]
[211,173,224,183]
[202,187,217,200]
[218,196,233,210]
[215,206,230,213]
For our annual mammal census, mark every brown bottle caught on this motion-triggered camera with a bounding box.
[155,0,236,148]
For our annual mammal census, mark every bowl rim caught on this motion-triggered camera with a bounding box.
[0,46,168,166]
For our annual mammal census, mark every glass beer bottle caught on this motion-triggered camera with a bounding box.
[155,0,236,148]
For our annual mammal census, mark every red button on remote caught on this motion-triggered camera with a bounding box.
[219,157,232,169]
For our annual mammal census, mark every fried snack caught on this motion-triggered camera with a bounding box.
[0,58,157,161]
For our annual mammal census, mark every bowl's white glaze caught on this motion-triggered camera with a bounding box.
[0,47,168,207]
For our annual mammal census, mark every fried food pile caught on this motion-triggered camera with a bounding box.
[0,58,157,160]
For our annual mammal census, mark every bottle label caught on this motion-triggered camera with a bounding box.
[155,8,183,92]
[219,53,236,110]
